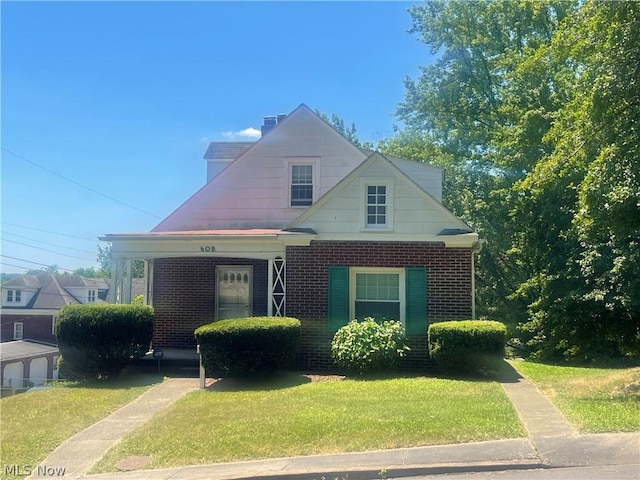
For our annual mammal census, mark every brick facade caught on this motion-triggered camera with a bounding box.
[151,242,474,372]
[286,241,473,371]
[152,257,268,349]
[0,314,56,345]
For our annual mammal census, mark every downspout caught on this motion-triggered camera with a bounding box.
[471,239,486,320]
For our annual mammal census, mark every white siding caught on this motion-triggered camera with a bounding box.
[293,154,470,236]
[154,105,367,231]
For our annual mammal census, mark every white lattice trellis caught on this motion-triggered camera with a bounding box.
[271,256,286,316]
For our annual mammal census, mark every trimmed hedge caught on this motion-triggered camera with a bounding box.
[331,318,410,375]
[56,304,154,380]
[194,317,301,377]
[428,320,507,374]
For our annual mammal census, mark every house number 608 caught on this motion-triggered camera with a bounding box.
[200,246,215,252]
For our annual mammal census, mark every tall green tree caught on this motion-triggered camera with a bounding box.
[393,0,639,360]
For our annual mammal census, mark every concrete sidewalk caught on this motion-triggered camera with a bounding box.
[27,367,639,480]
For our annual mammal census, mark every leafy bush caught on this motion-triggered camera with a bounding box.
[428,320,507,374]
[194,317,301,377]
[331,317,410,375]
[56,304,154,380]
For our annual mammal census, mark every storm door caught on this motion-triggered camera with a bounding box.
[216,266,253,320]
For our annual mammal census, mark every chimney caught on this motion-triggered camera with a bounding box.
[261,114,287,137]
[261,116,277,136]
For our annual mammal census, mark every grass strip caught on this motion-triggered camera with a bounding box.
[93,374,524,472]
[511,361,640,433]
[1,372,160,479]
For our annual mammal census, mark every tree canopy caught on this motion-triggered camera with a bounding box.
[387,0,639,361]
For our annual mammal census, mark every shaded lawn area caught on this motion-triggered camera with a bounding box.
[93,373,525,472]
[511,361,640,433]
[0,372,161,480]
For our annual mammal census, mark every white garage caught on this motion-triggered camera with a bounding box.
[0,340,59,390]
[2,361,23,387]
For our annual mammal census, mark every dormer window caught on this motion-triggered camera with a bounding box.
[88,290,96,303]
[291,164,313,207]
[6,290,21,303]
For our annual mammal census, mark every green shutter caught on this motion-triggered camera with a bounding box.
[328,266,349,332]
[405,267,427,336]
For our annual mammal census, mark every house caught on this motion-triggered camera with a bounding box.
[102,104,482,370]
[0,340,60,390]
[0,273,144,344]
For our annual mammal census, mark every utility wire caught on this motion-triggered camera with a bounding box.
[2,147,162,218]
[1,231,96,254]
[1,255,76,272]
[1,221,97,241]
[1,238,95,261]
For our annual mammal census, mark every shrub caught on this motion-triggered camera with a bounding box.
[56,304,154,380]
[428,320,507,374]
[331,317,410,375]
[194,317,301,377]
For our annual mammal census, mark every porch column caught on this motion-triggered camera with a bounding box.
[144,260,154,306]
[110,258,132,304]
[268,256,286,317]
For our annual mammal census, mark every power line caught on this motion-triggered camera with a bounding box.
[1,222,98,241]
[1,239,95,261]
[2,147,162,219]
[1,255,77,272]
[2,231,96,254]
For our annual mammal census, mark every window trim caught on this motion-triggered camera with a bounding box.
[13,322,23,340]
[286,158,319,208]
[349,267,405,326]
[360,178,394,231]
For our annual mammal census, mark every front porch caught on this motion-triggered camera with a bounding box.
[102,229,311,350]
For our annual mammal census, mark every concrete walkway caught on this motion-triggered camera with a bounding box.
[27,367,639,480]
[27,378,198,479]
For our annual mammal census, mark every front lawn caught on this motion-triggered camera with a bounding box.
[511,361,640,433]
[0,372,161,480]
[93,374,525,472]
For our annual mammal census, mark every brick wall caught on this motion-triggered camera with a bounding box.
[152,257,268,349]
[0,314,56,344]
[286,241,473,371]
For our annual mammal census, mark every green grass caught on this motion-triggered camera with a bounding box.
[0,372,161,480]
[92,374,525,472]
[511,361,640,433]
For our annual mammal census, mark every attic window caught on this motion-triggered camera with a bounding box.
[291,165,313,207]
[88,290,96,303]
[7,290,21,303]
[366,185,387,226]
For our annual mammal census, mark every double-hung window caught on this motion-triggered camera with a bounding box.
[6,290,21,303]
[13,322,23,340]
[354,270,401,321]
[291,164,313,207]
[367,185,387,226]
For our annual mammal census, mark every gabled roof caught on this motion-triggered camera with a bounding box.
[287,151,474,234]
[1,273,115,309]
[152,104,368,232]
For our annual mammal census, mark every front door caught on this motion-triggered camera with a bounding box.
[216,266,253,320]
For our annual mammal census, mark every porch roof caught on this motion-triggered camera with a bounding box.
[101,228,316,241]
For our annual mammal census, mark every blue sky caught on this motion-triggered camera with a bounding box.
[1,1,433,274]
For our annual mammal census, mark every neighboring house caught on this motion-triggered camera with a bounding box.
[0,340,60,389]
[102,104,482,370]
[0,273,144,344]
